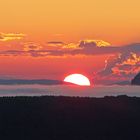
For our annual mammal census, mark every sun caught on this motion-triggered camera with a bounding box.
[64,74,91,86]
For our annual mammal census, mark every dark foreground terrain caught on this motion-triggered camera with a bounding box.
[0,95,140,140]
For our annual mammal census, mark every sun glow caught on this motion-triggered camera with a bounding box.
[64,74,91,86]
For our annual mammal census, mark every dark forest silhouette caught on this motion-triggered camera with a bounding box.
[0,95,140,140]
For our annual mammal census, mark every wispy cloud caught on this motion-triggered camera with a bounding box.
[0,33,25,41]
[47,41,65,47]
[23,42,43,51]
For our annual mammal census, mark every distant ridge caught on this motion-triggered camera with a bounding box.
[0,79,64,85]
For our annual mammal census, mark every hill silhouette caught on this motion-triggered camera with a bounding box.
[0,95,140,139]
[131,72,140,85]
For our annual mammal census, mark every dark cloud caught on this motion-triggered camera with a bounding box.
[97,51,140,82]
[47,41,65,47]
[83,42,140,82]
[23,42,42,51]
[47,41,64,44]
[97,55,120,76]
[79,40,97,48]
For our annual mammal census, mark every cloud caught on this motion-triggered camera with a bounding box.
[112,53,140,75]
[63,43,79,49]
[0,38,127,56]
[79,42,140,81]
[23,42,43,51]
[0,33,25,41]
[63,39,111,49]
[79,39,111,48]
[47,41,64,45]
[0,39,140,84]
[97,55,120,76]
[0,38,140,85]
[0,40,140,59]
[97,51,140,83]
[47,41,65,47]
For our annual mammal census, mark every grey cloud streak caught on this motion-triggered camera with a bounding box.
[0,42,140,57]
[0,48,120,57]
[0,46,124,57]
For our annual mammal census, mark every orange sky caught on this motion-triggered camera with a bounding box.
[0,0,140,45]
[0,0,140,83]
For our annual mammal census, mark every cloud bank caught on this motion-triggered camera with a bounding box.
[0,41,139,57]
[96,49,140,84]
[0,37,140,83]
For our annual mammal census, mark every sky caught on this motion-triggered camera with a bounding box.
[0,0,140,84]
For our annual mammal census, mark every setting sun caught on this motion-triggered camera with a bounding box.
[64,74,91,86]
